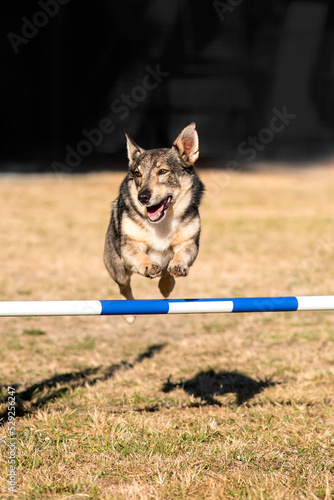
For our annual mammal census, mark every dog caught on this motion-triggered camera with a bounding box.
[104,122,204,322]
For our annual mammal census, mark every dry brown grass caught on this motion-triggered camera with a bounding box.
[0,164,333,499]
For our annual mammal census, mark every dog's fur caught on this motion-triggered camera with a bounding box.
[104,123,204,319]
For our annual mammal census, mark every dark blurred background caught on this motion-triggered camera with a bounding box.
[1,0,334,172]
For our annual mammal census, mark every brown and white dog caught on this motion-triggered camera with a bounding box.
[104,123,204,322]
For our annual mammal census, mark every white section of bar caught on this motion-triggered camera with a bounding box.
[168,300,234,314]
[0,301,102,317]
[297,296,334,311]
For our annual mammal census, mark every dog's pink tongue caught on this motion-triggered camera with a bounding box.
[147,202,164,221]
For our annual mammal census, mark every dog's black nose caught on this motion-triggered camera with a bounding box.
[138,189,151,205]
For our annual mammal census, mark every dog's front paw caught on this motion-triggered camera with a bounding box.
[168,262,189,277]
[144,263,162,278]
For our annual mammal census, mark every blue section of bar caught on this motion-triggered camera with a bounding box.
[100,299,170,315]
[100,297,299,315]
[231,296,299,312]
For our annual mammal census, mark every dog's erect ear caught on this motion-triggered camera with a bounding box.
[173,122,199,166]
[125,133,145,164]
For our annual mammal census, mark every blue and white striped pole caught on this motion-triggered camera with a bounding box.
[0,296,333,317]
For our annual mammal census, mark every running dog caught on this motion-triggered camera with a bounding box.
[104,122,204,322]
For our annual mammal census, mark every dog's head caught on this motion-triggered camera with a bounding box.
[125,123,199,223]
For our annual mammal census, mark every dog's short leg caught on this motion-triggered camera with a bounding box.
[122,245,163,278]
[168,241,199,277]
[119,282,136,324]
[119,282,134,300]
[158,273,175,298]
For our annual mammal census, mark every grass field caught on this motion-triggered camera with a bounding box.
[0,165,333,499]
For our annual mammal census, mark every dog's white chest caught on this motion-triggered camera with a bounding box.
[147,217,176,267]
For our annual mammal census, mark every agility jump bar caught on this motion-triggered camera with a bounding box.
[0,296,333,317]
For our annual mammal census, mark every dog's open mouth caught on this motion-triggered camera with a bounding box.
[147,196,173,222]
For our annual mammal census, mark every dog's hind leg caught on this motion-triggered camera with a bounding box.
[158,273,175,298]
[119,280,136,324]
[104,242,136,324]
[119,282,134,300]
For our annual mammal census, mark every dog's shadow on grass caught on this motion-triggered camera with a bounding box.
[0,343,167,425]
[162,369,278,407]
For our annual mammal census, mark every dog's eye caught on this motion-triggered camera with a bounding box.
[158,169,169,175]
[134,169,142,177]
